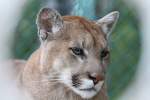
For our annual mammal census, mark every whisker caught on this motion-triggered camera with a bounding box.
[30,80,59,86]
[44,81,59,84]
[30,78,60,83]
[43,76,60,79]
[42,73,60,78]
[40,78,64,83]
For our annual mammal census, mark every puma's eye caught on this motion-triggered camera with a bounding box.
[70,47,84,56]
[101,50,109,59]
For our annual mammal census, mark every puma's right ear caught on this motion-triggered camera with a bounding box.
[96,11,119,38]
[36,8,63,41]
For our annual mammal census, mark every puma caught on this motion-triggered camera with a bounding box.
[15,8,119,100]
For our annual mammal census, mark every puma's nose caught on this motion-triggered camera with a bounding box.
[88,73,105,85]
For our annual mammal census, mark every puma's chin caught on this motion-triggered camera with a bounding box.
[71,87,98,99]
[71,82,104,99]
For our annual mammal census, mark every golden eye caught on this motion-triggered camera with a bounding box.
[70,47,84,56]
[101,50,109,59]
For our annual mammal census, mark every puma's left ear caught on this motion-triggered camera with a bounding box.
[36,8,63,42]
[96,11,119,37]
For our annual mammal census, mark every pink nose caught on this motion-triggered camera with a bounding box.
[88,73,104,85]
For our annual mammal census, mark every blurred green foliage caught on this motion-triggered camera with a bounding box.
[13,0,141,100]
[13,0,42,59]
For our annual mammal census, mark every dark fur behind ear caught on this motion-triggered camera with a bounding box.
[36,8,63,41]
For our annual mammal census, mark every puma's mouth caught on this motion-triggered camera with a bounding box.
[79,87,96,92]
[59,70,104,99]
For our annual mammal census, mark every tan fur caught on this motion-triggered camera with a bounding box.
[14,8,120,100]
[19,16,109,100]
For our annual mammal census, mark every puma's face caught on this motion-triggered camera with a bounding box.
[37,8,119,99]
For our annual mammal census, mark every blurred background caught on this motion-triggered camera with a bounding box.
[1,0,150,100]
[12,0,141,100]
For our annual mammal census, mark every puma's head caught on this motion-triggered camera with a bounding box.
[35,8,119,99]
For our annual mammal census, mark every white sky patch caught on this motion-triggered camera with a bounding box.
[0,0,30,100]
[118,0,150,100]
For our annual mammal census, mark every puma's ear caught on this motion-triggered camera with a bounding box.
[36,8,63,41]
[96,11,119,38]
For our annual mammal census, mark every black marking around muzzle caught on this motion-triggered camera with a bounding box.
[72,74,81,87]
